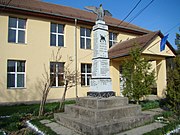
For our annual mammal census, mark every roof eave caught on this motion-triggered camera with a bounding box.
[0,4,150,35]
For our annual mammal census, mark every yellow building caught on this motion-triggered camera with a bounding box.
[0,0,176,104]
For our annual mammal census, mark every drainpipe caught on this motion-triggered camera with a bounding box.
[74,18,78,100]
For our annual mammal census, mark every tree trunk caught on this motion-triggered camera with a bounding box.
[59,80,68,112]
[38,85,50,117]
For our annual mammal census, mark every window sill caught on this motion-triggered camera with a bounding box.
[7,87,26,90]
[81,85,90,87]
[8,42,27,45]
[50,45,65,48]
[80,48,93,50]
[51,86,65,88]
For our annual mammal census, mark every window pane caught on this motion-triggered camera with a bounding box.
[80,38,85,49]
[7,74,15,87]
[81,64,85,73]
[87,75,91,86]
[17,74,24,87]
[57,63,64,73]
[58,74,64,86]
[109,41,112,48]
[9,17,17,28]
[81,75,85,85]
[86,39,91,49]
[87,64,91,73]
[113,33,117,40]
[109,32,112,40]
[8,61,15,72]
[50,63,56,73]
[50,74,56,86]
[18,30,25,43]
[58,24,64,33]
[51,23,56,32]
[58,35,64,47]
[18,19,26,29]
[50,34,56,46]
[80,28,85,36]
[17,61,25,72]
[8,29,16,42]
[86,29,91,37]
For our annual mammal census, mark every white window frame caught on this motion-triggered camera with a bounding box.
[81,64,92,86]
[50,62,64,87]
[50,23,64,47]
[8,17,26,44]
[80,27,91,49]
[109,32,117,48]
[7,60,26,88]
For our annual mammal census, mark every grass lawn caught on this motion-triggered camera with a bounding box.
[0,100,75,134]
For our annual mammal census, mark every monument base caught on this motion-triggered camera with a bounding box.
[87,91,115,98]
[54,97,153,135]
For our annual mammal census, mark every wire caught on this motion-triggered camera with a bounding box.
[118,0,142,26]
[126,0,155,27]
[164,22,180,35]
[0,0,13,13]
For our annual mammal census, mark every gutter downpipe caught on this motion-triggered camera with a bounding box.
[74,18,78,100]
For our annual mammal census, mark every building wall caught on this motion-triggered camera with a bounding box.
[0,13,138,103]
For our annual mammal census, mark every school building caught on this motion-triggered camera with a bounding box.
[0,0,176,103]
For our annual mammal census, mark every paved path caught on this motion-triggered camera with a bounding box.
[40,119,80,135]
[115,122,166,135]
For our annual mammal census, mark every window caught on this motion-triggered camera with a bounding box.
[7,60,25,88]
[50,62,64,87]
[50,23,64,47]
[80,27,91,49]
[81,64,92,86]
[8,17,26,43]
[109,32,117,48]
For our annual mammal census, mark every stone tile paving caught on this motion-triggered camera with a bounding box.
[115,122,166,135]
[40,120,80,135]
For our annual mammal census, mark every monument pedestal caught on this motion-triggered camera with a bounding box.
[54,97,153,135]
[87,91,115,98]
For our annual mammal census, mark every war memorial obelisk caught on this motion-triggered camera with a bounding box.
[54,5,153,135]
[87,5,115,97]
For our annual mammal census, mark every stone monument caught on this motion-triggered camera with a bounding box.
[88,20,115,97]
[85,4,115,97]
[54,5,153,135]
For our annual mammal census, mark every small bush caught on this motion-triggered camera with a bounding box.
[140,100,160,111]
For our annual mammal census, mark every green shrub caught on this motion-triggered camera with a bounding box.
[140,100,159,111]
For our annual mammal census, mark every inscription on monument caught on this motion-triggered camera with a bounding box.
[89,19,115,96]
[100,60,109,76]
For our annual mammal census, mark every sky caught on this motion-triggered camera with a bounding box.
[43,0,180,50]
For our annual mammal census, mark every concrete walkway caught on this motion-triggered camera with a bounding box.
[115,122,166,135]
[40,108,165,135]
[40,119,80,135]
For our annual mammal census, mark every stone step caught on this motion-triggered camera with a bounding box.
[64,104,141,123]
[54,113,153,135]
[76,96,128,109]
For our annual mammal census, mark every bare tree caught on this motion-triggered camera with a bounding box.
[58,61,80,112]
[38,48,62,117]
[38,48,80,116]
